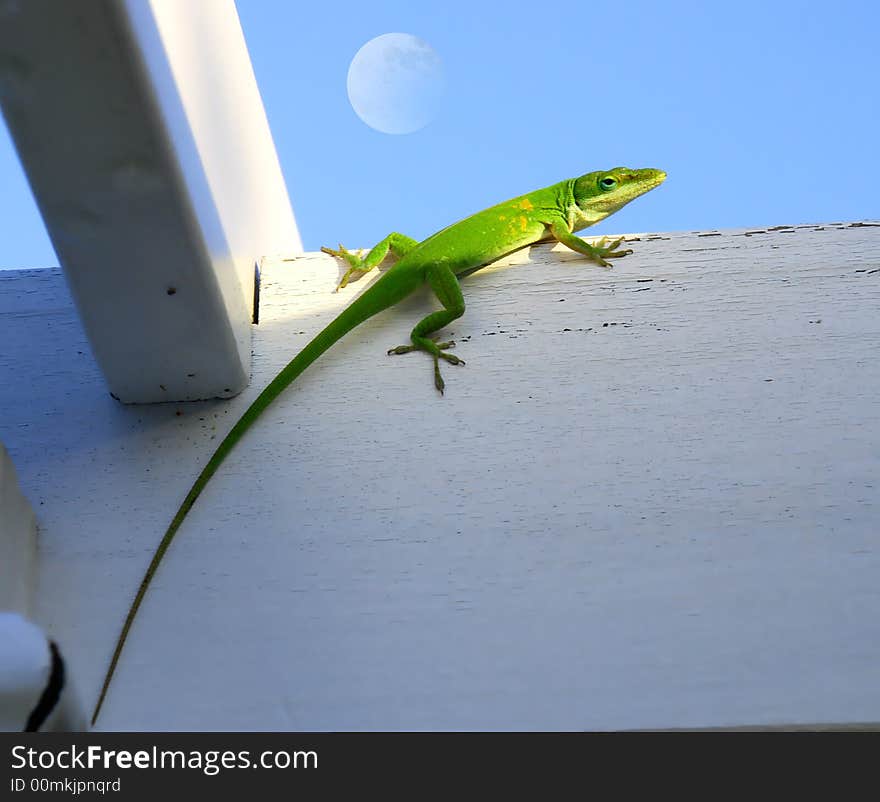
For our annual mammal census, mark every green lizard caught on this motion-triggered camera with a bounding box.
[91,166,666,724]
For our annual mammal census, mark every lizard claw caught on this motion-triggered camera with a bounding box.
[323,243,370,291]
[590,236,632,266]
[388,338,465,393]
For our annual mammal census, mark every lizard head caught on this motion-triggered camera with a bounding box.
[570,167,666,230]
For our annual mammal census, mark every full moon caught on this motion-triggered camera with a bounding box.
[346,33,445,135]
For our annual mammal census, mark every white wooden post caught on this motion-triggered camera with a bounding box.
[0,0,299,403]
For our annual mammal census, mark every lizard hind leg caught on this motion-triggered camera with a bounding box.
[387,264,466,394]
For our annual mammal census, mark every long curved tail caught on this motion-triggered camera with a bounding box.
[91,274,410,724]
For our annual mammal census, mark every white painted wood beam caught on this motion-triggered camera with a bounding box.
[0,0,300,403]
[2,222,879,730]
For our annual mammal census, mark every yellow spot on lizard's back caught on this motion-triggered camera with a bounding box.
[518,215,528,231]
[517,198,534,210]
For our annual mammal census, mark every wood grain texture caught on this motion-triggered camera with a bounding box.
[1,222,878,730]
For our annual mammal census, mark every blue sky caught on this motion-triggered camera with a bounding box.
[1,0,877,268]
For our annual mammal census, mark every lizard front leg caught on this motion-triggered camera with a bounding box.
[322,232,419,291]
[548,221,632,267]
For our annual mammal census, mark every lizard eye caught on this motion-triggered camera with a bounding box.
[599,177,618,191]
